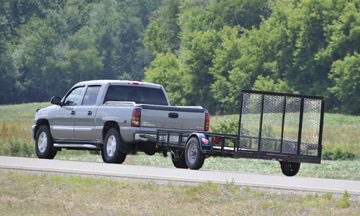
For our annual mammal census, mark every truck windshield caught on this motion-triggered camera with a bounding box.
[104,86,168,106]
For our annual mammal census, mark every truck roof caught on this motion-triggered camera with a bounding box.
[75,80,163,89]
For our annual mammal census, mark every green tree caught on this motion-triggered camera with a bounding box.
[329,53,360,114]
[0,14,18,104]
[181,29,221,113]
[209,0,273,31]
[144,0,181,56]
[144,52,184,105]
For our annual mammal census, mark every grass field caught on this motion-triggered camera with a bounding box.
[0,102,360,180]
[1,170,359,216]
[1,102,360,214]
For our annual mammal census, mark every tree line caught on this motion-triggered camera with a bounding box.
[1,0,360,115]
[0,0,161,104]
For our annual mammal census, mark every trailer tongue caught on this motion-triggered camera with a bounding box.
[155,90,325,177]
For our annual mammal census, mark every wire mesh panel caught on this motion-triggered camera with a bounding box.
[238,90,324,158]
[238,93,262,150]
[260,95,285,152]
[282,97,301,154]
[301,98,322,156]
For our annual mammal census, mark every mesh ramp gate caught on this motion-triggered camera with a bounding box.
[237,90,324,163]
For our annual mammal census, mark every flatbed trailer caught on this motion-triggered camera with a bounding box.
[144,90,324,176]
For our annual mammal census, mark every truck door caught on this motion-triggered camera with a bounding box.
[74,85,101,141]
[50,86,85,140]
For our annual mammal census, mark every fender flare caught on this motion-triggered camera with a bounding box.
[185,132,210,153]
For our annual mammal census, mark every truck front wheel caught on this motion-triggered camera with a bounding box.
[280,161,300,176]
[102,128,127,164]
[185,137,205,170]
[35,125,57,159]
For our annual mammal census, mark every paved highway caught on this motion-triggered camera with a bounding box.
[1,156,359,195]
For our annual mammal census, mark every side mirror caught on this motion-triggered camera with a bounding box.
[50,96,62,105]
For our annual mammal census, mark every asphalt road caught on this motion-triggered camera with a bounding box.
[1,156,359,195]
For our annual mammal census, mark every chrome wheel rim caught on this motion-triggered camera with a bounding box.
[38,132,48,153]
[106,135,117,157]
[187,142,197,164]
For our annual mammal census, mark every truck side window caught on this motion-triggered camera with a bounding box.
[82,86,101,105]
[64,87,85,106]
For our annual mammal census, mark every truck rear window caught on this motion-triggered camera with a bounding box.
[104,86,168,105]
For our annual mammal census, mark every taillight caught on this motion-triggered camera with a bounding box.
[205,113,210,131]
[131,108,141,127]
[128,81,143,85]
[214,136,222,143]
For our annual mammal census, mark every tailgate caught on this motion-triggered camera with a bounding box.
[140,105,206,131]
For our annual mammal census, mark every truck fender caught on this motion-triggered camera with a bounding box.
[186,133,210,153]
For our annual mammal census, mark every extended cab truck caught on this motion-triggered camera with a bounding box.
[32,80,209,165]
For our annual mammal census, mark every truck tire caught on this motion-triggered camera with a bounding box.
[185,137,205,170]
[102,128,127,164]
[280,161,300,177]
[171,151,187,169]
[144,149,156,156]
[35,125,57,159]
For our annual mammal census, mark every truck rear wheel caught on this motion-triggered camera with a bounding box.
[171,150,187,169]
[35,125,57,159]
[280,161,300,176]
[185,137,205,170]
[102,128,127,164]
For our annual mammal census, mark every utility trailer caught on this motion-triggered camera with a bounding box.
[152,90,325,176]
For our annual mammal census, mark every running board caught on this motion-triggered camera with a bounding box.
[53,143,102,150]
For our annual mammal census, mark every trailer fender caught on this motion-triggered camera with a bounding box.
[186,133,210,153]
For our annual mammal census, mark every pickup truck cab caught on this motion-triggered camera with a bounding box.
[32,80,209,164]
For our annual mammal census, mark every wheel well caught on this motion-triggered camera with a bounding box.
[103,121,120,140]
[35,119,50,137]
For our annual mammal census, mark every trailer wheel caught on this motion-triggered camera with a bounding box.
[280,161,300,177]
[102,128,127,164]
[185,137,205,170]
[35,125,57,159]
[171,151,187,169]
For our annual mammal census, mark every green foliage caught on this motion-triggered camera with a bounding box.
[252,75,299,94]
[211,117,239,134]
[0,139,35,157]
[2,0,360,115]
[329,52,360,114]
[336,190,351,208]
[323,147,356,161]
[144,52,185,105]
[0,0,161,104]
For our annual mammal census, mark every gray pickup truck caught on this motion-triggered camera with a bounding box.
[32,80,209,164]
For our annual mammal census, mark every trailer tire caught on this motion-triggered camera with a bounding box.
[35,125,57,159]
[185,137,205,170]
[171,151,187,169]
[102,128,127,164]
[280,161,300,177]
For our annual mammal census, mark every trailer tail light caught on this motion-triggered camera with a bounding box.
[205,113,210,131]
[131,108,141,127]
[214,136,222,143]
